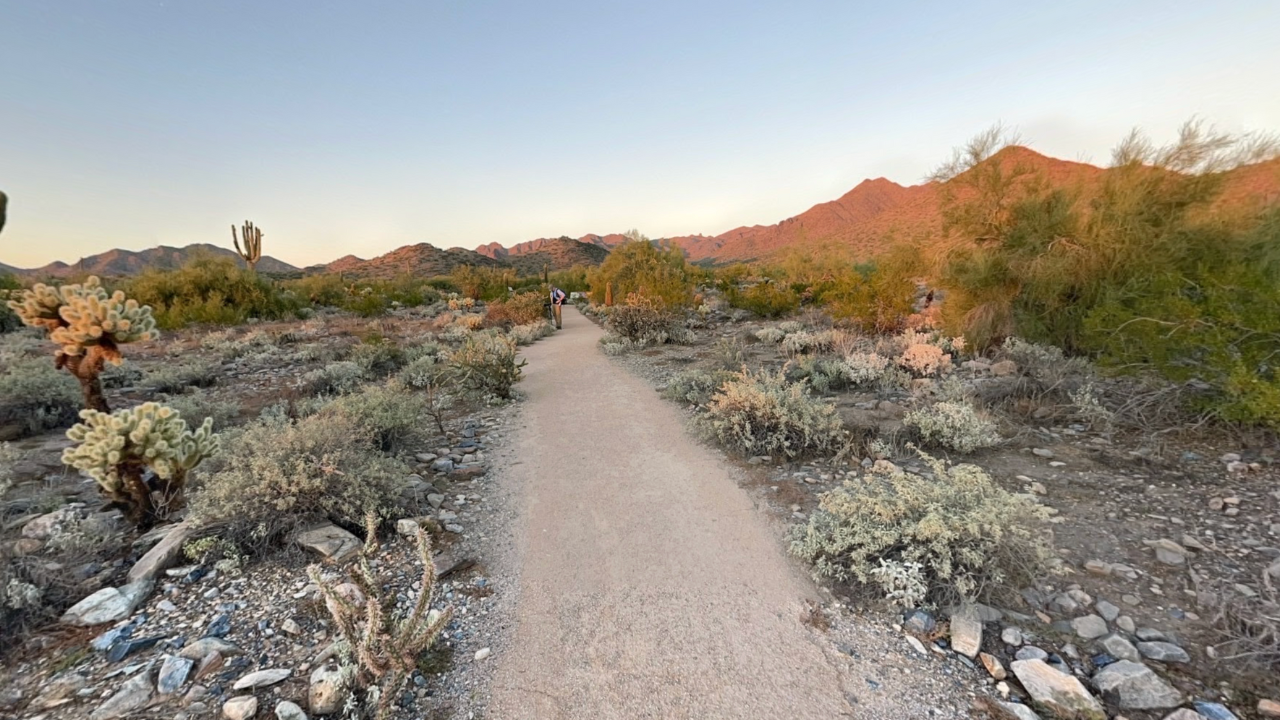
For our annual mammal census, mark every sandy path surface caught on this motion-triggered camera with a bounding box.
[487,307,855,719]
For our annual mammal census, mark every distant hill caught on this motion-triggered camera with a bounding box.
[476,236,610,274]
[318,243,506,279]
[2,243,299,278]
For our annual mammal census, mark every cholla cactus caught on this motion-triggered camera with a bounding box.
[62,402,219,528]
[310,513,453,720]
[6,276,157,412]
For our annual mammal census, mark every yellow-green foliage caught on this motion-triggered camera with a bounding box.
[694,367,844,459]
[824,246,921,333]
[189,411,408,551]
[485,291,545,327]
[452,265,517,301]
[791,451,1052,604]
[63,403,219,525]
[725,281,799,318]
[7,276,157,363]
[123,256,301,329]
[588,239,694,308]
[449,329,525,399]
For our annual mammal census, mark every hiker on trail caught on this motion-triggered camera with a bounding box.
[549,285,567,329]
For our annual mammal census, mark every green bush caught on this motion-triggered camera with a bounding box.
[791,451,1052,605]
[163,390,242,431]
[302,361,368,395]
[324,381,427,453]
[0,357,81,437]
[188,411,408,552]
[903,401,1002,453]
[349,338,407,377]
[662,369,734,407]
[725,281,799,318]
[450,330,526,399]
[0,273,22,334]
[605,296,690,345]
[694,367,844,459]
[123,255,302,329]
[587,236,694,308]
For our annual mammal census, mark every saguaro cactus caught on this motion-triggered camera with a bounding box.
[605,281,614,307]
[63,402,219,528]
[0,190,8,234]
[231,220,263,272]
[6,277,158,412]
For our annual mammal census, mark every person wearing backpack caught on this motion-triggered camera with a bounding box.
[549,286,567,329]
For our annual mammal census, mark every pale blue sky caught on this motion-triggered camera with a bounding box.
[1,0,1277,268]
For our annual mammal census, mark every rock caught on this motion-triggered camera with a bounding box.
[194,652,225,680]
[950,609,983,658]
[1002,627,1024,646]
[309,665,347,716]
[90,670,154,720]
[1016,646,1049,661]
[415,453,438,463]
[1032,448,1055,459]
[159,655,195,694]
[999,701,1042,720]
[426,493,445,509]
[1116,616,1136,633]
[1049,593,1080,614]
[0,687,23,711]
[1098,634,1141,663]
[1193,701,1240,720]
[204,613,232,638]
[1137,641,1190,663]
[275,700,308,720]
[1095,600,1120,622]
[31,673,86,710]
[128,522,195,584]
[991,360,1018,376]
[324,583,365,620]
[1084,559,1112,576]
[178,637,242,660]
[107,635,164,662]
[474,647,491,661]
[436,510,458,523]
[22,507,79,539]
[430,458,454,473]
[1072,615,1109,639]
[61,580,153,626]
[395,518,422,536]
[1009,659,1105,720]
[281,619,302,636]
[1162,711,1209,720]
[1258,699,1280,718]
[1135,628,1167,642]
[1092,660,1182,709]
[295,524,361,563]
[980,652,1007,680]
[223,695,258,720]
[905,635,927,655]
[1144,538,1189,566]
[233,668,291,690]
[904,609,936,635]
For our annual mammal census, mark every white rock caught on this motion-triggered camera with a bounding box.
[950,610,982,658]
[309,666,347,716]
[232,668,291,690]
[295,524,361,563]
[1092,660,1182,709]
[223,695,258,720]
[1009,659,1105,720]
[275,700,308,720]
[474,647,492,661]
[90,671,153,720]
[61,580,153,626]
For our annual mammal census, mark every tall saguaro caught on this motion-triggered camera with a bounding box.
[0,191,8,235]
[232,220,263,272]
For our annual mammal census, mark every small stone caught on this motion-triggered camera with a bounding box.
[905,635,927,655]
[309,666,347,716]
[1002,627,1024,646]
[1162,710,1208,720]
[128,522,195,584]
[1072,615,1109,639]
[179,637,242,660]
[194,652,225,680]
[1193,701,1241,720]
[1144,538,1189,566]
[204,613,232,638]
[232,668,291,690]
[998,701,1042,720]
[90,671,154,720]
[474,647,491,661]
[61,580,154,626]
[1116,616,1136,633]
[980,652,1007,680]
[295,524,361,563]
[275,700,308,720]
[1098,634,1141,663]
[159,655,195,694]
[904,610,936,635]
[1084,559,1112,576]
[1032,448,1055,459]
[1095,600,1120,622]
[431,458,454,473]
[1049,593,1080,614]
[1009,659,1105,720]
[1016,646,1049,661]
[950,609,982,659]
[1092,660,1182,709]
[1258,699,1280,718]
[223,695,258,720]
[281,619,302,636]
[426,493,445,509]
[1122,594,1141,606]
[158,600,178,613]
[1136,641,1190,663]
[1135,628,1167,642]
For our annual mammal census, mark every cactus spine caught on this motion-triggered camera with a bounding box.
[231,220,263,272]
[6,276,158,412]
[63,402,219,529]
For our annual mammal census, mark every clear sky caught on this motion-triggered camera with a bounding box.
[1,0,1278,268]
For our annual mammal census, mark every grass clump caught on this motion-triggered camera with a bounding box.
[903,401,1001,453]
[791,451,1052,605]
[694,367,844,459]
[188,411,408,553]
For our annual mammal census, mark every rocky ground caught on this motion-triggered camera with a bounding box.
[596,306,1280,720]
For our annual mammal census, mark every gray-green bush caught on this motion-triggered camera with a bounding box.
[694,367,844,459]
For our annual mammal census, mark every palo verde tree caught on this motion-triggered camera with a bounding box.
[6,276,158,412]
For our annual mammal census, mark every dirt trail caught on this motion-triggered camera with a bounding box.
[487,308,855,719]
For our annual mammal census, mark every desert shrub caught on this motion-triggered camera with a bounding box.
[349,339,407,377]
[451,266,516,301]
[100,360,144,389]
[163,391,242,430]
[455,313,485,331]
[694,367,844,459]
[999,337,1088,385]
[842,352,892,386]
[144,358,219,393]
[788,357,851,394]
[0,273,22,334]
[781,329,837,357]
[449,330,525,399]
[324,381,427,453]
[824,247,922,333]
[0,357,81,436]
[605,295,690,345]
[663,369,734,407]
[710,337,747,370]
[898,344,952,377]
[754,327,786,344]
[303,361,368,395]
[599,334,640,356]
[508,321,553,346]
[397,356,454,435]
[188,412,408,551]
[486,291,546,327]
[725,281,799,318]
[903,401,1001,453]
[123,255,301,329]
[791,451,1052,604]
[587,236,695,308]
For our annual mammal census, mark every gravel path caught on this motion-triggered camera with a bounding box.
[487,308,859,719]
